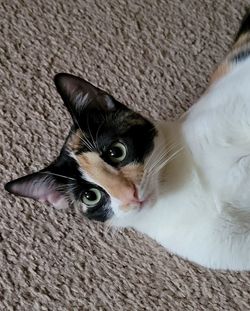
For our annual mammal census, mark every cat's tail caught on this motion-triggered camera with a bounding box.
[210,10,250,85]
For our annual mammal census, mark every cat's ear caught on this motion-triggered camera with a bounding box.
[5,171,68,209]
[54,73,121,119]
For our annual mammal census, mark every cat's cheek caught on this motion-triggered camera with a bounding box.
[81,204,88,213]
[109,197,122,216]
[140,173,159,201]
[110,196,139,218]
[110,196,137,218]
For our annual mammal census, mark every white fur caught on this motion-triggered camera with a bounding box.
[111,58,250,270]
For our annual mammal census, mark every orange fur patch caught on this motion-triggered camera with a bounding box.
[67,129,83,152]
[210,62,230,85]
[210,33,250,86]
[121,163,144,185]
[76,152,143,203]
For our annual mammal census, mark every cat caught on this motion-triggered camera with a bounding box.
[5,11,250,270]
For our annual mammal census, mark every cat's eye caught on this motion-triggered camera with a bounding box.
[82,188,102,206]
[107,142,127,163]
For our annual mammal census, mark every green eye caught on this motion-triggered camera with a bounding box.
[107,142,127,163]
[82,188,102,206]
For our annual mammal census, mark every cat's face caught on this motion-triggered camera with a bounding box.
[5,74,159,222]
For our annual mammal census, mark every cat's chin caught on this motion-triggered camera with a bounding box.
[138,192,156,209]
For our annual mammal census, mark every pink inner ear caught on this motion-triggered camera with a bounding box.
[38,191,68,209]
[9,176,69,209]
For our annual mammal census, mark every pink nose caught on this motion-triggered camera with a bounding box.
[122,184,141,205]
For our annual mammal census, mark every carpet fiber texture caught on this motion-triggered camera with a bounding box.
[1,0,250,310]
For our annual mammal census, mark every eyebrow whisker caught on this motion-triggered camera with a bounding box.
[41,171,77,181]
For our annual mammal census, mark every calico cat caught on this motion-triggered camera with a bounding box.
[5,12,250,270]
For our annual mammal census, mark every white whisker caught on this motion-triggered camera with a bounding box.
[148,147,184,177]
[75,132,95,152]
[87,115,99,152]
[41,172,76,181]
[73,116,96,151]
[140,141,184,195]
[95,119,105,147]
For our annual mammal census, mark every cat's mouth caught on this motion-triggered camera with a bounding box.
[138,194,153,208]
[119,193,152,212]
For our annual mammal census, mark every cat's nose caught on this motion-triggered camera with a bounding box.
[122,184,141,206]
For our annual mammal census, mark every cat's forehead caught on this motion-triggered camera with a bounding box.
[77,108,147,132]
[66,108,154,153]
[63,106,157,194]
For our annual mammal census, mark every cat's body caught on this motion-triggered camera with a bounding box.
[113,58,250,269]
[6,11,250,270]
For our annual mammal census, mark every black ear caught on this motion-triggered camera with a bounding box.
[5,170,68,209]
[54,73,120,120]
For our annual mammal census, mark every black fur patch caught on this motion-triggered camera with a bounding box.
[65,98,156,221]
[66,103,156,222]
[72,104,156,168]
[5,73,157,223]
[235,10,250,41]
[232,49,250,63]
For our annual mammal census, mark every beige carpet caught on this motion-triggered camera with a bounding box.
[1,0,250,310]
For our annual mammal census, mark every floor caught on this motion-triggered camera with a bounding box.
[1,0,250,309]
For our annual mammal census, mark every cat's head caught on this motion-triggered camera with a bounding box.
[5,73,162,222]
